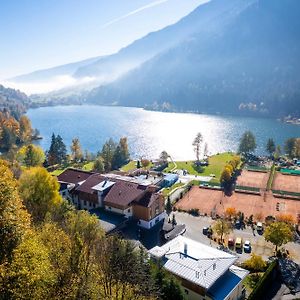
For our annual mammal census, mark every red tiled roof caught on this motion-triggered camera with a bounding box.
[104,181,147,209]
[57,168,94,185]
[75,173,106,194]
[135,192,161,208]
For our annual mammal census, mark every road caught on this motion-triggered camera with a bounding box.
[174,211,300,264]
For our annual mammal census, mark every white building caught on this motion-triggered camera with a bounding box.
[149,236,248,300]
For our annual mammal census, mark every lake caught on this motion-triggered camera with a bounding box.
[27,105,300,160]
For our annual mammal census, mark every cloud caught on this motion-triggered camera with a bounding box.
[102,0,170,28]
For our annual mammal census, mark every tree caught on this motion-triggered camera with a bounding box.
[101,138,116,172]
[141,158,150,168]
[47,133,67,165]
[294,138,300,158]
[242,254,267,272]
[220,166,232,183]
[136,160,141,169]
[212,219,232,243]
[19,115,33,143]
[266,138,276,156]
[203,142,209,157]
[192,132,203,161]
[119,137,130,164]
[171,214,177,226]
[238,131,256,154]
[225,207,237,220]
[93,157,104,173]
[160,151,169,163]
[0,160,31,264]
[284,138,296,157]
[70,137,83,162]
[166,197,172,215]
[19,167,63,223]
[274,145,281,160]
[276,214,295,225]
[152,264,185,300]
[17,144,45,167]
[3,233,55,300]
[264,222,293,251]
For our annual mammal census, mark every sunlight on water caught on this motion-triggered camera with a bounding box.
[27,105,300,160]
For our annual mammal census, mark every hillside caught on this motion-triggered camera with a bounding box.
[87,0,300,118]
[0,84,31,119]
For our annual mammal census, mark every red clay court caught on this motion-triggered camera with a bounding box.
[236,170,269,189]
[175,186,300,221]
[272,173,300,193]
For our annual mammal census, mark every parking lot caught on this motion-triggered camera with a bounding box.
[174,212,300,264]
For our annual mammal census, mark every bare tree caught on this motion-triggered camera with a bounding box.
[192,132,203,161]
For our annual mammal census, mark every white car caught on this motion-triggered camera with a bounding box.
[257,222,263,232]
[243,240,251,253]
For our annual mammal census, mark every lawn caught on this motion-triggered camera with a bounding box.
[51,169,65,176]
[164,152,237,182]
[82,161,94,171]
[120,160,154,172]
[162,182,185,196]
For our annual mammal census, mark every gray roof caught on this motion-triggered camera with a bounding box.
[149,236,238,290]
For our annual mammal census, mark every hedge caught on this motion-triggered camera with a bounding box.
[247,260,278,300]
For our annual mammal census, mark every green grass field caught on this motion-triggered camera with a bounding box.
[162,182,185,196]
[164,152,236,182]
[120,160,154,172]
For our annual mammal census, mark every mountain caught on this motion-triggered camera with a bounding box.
[0,84,31,119]
[87,0,300,118]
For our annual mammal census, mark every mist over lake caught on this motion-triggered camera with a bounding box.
[27,105,300,160]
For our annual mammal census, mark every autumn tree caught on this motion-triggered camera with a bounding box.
[19,167,63,223]
[276,214,295,225]
[3,233,55,300]
[225,207,237,220]
[242,253,267,272]
[93,157,104,173]
[17,144,45,167]
[19,115,33,143]
[266,138,276,157]
[212,219,232,243]
[0,160,31,264]
[238,131,257,155]
[192,132,203,161]
[141,158,150,168]
[264,222,293,252]
[70,137,83,162]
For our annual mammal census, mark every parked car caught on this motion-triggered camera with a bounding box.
[235,220,241,229]
[228,238,235,248]
[235,237,242,250]
[202,227,208,235]
[257,222,263,232]
[243,240,251,253]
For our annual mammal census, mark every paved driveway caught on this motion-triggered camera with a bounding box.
[174,212,300,264]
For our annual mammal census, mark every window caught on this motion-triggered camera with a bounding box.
[93,203,96,208]
[84,200,87,206]
[108,207,112,210]
[128,208,131,213]
[184,289,189,295]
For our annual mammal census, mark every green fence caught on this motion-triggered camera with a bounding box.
[248,260,278,300]
[246,165,269,172]
[235,185,260,192]
[272,189,300,198]
[280,168,300,176]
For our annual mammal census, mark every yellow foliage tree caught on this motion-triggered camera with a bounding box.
[19,167,63,223]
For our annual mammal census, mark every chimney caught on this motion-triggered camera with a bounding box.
[184,243,188,256]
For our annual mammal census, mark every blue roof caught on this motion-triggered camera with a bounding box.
[164,173,179,181]
[208,266,248,300]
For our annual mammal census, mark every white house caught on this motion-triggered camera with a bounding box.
[149,236,248,300]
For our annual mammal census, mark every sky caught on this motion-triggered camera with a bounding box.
[0,0,208,80]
